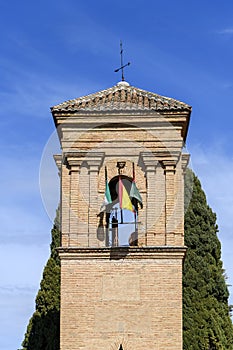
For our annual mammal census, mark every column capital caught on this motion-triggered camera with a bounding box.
[86,152,105,173]
[63,151,86,172]
[161,159,177,173]
[63,151,104,173]
[139,152,158,173]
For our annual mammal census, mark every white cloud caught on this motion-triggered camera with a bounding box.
[0,76,78,119]
[217,28,233,35]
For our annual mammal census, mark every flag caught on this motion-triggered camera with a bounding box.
[130,163,143,209]
[130,181,143,208]
[100,167,112,212]
[119,176,134,212]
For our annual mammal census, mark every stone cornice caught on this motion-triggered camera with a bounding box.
[58,246,187,260]
[53,109,190,144]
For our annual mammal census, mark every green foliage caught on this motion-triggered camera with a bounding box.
[183,169,233,349]
[21,209,61,350]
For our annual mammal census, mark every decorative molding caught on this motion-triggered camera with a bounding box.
[139,152,158,174]
[86,152,105,173]
[161,160,177,173]
[63,151,105,173]
[58,246,187,260]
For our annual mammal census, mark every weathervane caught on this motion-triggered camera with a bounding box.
[114,41,130,81]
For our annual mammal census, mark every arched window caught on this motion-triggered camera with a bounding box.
[106,175,138,247]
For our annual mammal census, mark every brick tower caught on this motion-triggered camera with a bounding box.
[51,80,191,350]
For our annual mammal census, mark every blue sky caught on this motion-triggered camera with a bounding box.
[1,0,233,348]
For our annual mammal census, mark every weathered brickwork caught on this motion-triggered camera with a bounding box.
[59,248,185,350]
[51,81,191,350]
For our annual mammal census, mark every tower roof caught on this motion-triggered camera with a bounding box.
[51,81,191,113]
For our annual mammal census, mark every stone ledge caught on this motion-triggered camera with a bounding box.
[58,246,187,260]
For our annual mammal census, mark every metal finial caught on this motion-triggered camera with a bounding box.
[114,41,130,81]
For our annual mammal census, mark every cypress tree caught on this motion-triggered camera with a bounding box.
[21,210,60,350]
[183,169,233,349]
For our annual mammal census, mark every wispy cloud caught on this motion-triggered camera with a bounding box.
[0,51,101,122]
[216,28,233,35]
[57,11,118,56]
[0,73,84,119]
[0,284,36,295]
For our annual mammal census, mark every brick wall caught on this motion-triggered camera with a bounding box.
[59,248,185,350]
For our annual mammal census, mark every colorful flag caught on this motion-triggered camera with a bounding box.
[130,163,143,209]
[119,176,134,212]
[130,181,143,208]
[100,167,112,212]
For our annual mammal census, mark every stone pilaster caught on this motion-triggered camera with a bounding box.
[139,152,158,245]
[162,160,176,245]
[64,153,86,246]
[69,164,82,246]
[86,153,104,247]
[177,153,190,244]
[60,161,70,247]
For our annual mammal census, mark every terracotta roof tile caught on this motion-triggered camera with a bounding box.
[51,81,191,113]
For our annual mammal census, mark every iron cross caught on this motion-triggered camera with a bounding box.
[114,41,130,81]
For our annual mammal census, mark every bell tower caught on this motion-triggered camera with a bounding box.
[51,80,191,350]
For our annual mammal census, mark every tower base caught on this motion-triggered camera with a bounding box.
[59,247,186,350]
